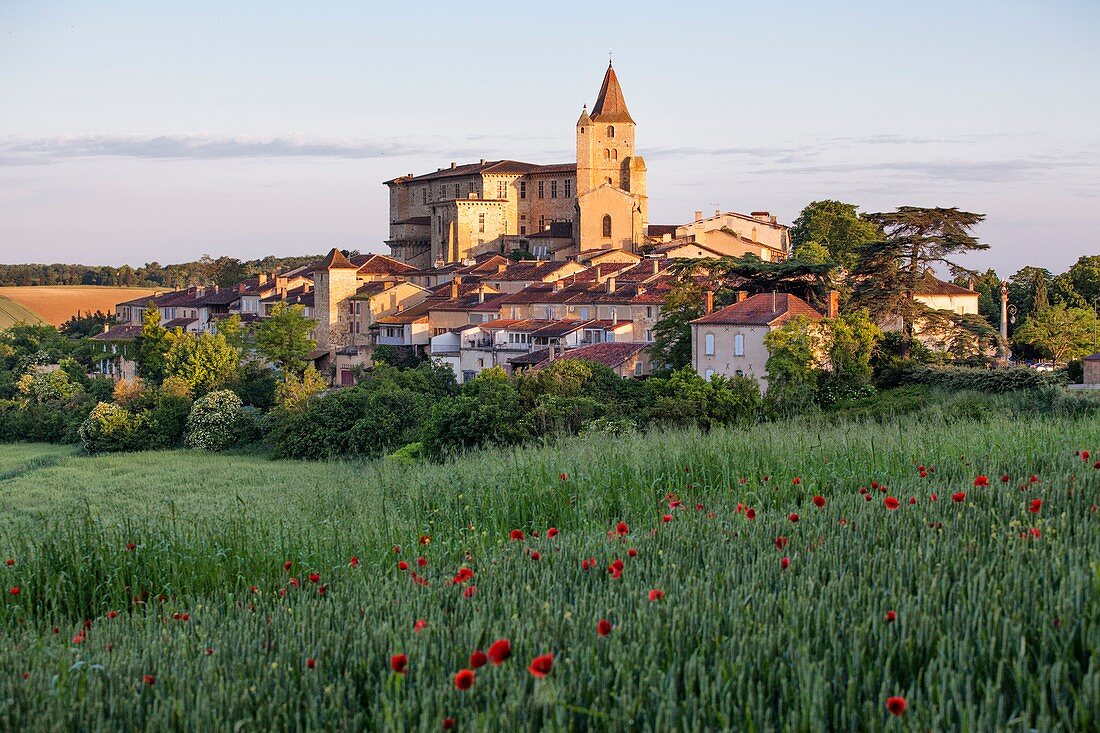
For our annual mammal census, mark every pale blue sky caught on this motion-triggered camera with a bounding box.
[1,1,1098,275]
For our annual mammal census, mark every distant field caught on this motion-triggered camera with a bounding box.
[0,286,162,327]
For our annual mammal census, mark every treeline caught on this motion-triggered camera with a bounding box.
[0,252,344,288]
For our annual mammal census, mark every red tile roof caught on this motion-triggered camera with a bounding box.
[350,253,417,276]
[91,324,143,342]
[529,341,648,370]
[317,248,359,270]
[916,277,979,297]
[590,63,634,124]
[691,292,823,326]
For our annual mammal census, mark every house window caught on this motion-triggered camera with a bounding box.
[564,180,572,197]
[704,333,715,356]
[605,177,612,185]
[634,361,642,376]
[734,333,744,357]
[497,181,507,199]
[519,181,526,199]
[607,125,615,138]
[603,149,611,160]
[602,214,612,238]
[520,226,526,235]
[478,213,486,233]
[551,180,558,198]
[735,369,744,377]
[646,306,653,319]
[539,216,546,230]
[645,329,653,342]
[355,321,361,334]
[354,302,361,315]
[538,181,545,199]
[704,369,714,381]
[580,307,589,319]
[454,184,460,198]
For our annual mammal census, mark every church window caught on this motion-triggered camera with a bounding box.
[603,149,611,160]
[519,181,527,199]
[611,149,618,160]
[478,213,485,233]
[538,180,545,199]
[564,180,572,197]
[551,180,558,198]
[602,214,612,238]
[607,125,615,138]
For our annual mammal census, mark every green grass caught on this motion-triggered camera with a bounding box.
[0,293,47,330]
[1,413,1098,731]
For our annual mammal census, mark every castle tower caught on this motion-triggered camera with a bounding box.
[313,247,360,349]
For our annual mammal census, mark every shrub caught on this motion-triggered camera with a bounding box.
[894,364,1057,393]
[78,402,145,454]
[185,390,245,452]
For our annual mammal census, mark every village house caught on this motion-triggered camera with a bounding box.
[645,210,790,261]
[511,341,652,378]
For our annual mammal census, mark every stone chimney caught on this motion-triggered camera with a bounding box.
[594,265,603,282]
[651,259,660,274]
[694,210,703,222]
[662,233,672,243]
[238,283,247,293]
[736,290,749,303]
[477,287,486,304]
[705,290,714,314]
[967,275,976,291]
[827,289,840,319]
[450,278,460,300]
[553,279,565,292]
[606,276,616,294]
[258,273,269,285]
[450,162,456,169]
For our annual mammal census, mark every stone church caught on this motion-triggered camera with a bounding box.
[383,62,648,267]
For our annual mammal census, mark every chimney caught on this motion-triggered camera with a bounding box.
[652,259,660,274]
[450,162,456,169]
[553,279,565,292]
[606,276,616,294]
[594,265,602,282]
[478,287,486,304]
[102,322,109,334]
[238,283,247,293]
[397,304,405,312]
[636,284,646,297]
[450,279,460,299]
[827,289,840,319]
[705,290,714,314]
[662,233,672,243]
[694,210,703,222]
[548,344,555,362]
[715,209,721,217]
[480,159,486,165]
[435,257,445,269]
[967,275,976,291]
[258,273,269,285]
[736,290,749,303]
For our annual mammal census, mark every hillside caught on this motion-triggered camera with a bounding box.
[0,286,161,327]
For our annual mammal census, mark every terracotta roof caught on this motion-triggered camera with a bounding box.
[374,299,436,324]
[529,341,649,370]
[527,163,577,175]
[691,293,823,326]
[192,288,241,306]
[916,277,979,297]
[91,324,143,342]
[483,261,575,282]
[394,216,431,226]
[647,224,679,238]
[590,63,634,124]
[163,317,197,329]
[350,253,417,276]
[428,293,507,313]
[384,160,545,185]
[318,248,359,270]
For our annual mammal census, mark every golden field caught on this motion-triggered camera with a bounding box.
[0,286,162,327]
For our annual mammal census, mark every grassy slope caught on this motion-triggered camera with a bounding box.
[0,415,1098,731]
[0,286,161,326]
[0,293,47,329]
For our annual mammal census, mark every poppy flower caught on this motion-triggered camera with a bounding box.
[762,475,770,482]
[9,586,20,596]
[488,639,512,665]
[930,493,938,502]
[813,495,826,508]
[528,653,554,678]
[775,536,789,550]
[792,477,801,486]
[627,548,637,558]
[581,559,591,570]
[143,674,155,686]
[509,529,524,541]
[973,475,989,487]
[547,527,559,539]
[951,492,966,503]
[1029,475,1040,484]
[283,560,293,571]
[662,514,673,523]
[308,573,320,584]
[349,557,359,568]
[1029,527,1041,538]
[452,568,474,584]
[414,556,426,568]
[884,497,900,510]
[1028,499,1042,514]
[560,472,568,481]
[4,558,13,566]
[442,718,456,730]
[107,610,118,619]
[72,632,85,644]
[745,508,757,520]
[1081,450,1090,461]
[469,649,488,668]
[884,610,897,623]
[859,487,868,495]
[419,535,431,545]
[1000,474,1010,483]
[615,522,629,535]
[886,696,907,716]
[414,619,427,632]
[453,669,475,691]
[307,658,316,669]
[126,543,136,552]
[597,619,612,636]
[648,589,665,601]
[530,551,541,561]
[780,557,790,570]
[463,585,477,599]
[391,654,407,674]
[788,513,799,523]
[871,481,880,490]
[206,647,214,655]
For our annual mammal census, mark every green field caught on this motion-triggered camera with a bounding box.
[0,293,47,330]
[1,414,1098,731]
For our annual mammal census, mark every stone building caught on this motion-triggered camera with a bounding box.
[383,63,648,267]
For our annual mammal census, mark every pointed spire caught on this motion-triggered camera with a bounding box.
[319,247,358,270]
[590,63,634,124]
[576,103,591,127]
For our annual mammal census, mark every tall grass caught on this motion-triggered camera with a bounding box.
[0,411,1098,731]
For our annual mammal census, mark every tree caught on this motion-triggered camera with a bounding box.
[212,257,249,288]
[1066,255,1100,309]
[952,268,1001,327]
[851,207,987,358]
[789,200,881,269]
[134,304,170,384]
[164,331,241,395]
[1012,305,1099,365]
[648,280,705,373]
[1007,266,1053,325]
[275,365,328,412]
[668,255,838,311]
[255,302,316,376]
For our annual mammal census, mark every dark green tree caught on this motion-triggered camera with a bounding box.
[134,304,170,384]
[789,200,881,269]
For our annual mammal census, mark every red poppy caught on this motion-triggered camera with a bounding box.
[871,481,880,489]
[126,543,136,552]
[547,527,559,539]
[792,477,801,485]
[615,521,629,535]
[597,619,612,636]
[884,610,897,623]
[560,472,568,481]
[1081,450,1090,461]
[390,654,407,674]
[414,619,427,632]
[973,475,989,487]
[349,556,359,568]
[812,495,826,508]
[919,469,928,478]
[469,649,488,668]
[1029,475,1040,484]
[788,513,799,523]
[453,668,475,691]
[442,718,456,730]
[780,557,790,570]
[307,658,316,669]
[308,573,320,584]
[1000,474,1010,483]
[4,558,13,566]
[951,492,965,502]
[762,475,771,482]
[528,653,554,678]
[143,674,155,686]
[397,560,409,571]
[884,497,900,510]
[488,639,512,665]
[886,696,907,716]
[745,508,757,520]
[627,548,637,557]
[581,559,591,570]
[72,632,85,644]
[107,610,118,619]
[530,551,541,561]
[662,514,673,523]
[419,535,431,546]
[206,647,214,655]
[283,560,293,571]
[509,529,524,541]
[1028,498,1042,514]
[1094,461,1100,469]
[775,536,788,550]
[859,487,868,495]
[930,493,938,501]
[648,589,665,601]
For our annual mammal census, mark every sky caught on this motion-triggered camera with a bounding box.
[1,0,1098,276]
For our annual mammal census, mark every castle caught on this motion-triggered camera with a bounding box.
[383,62,649,267]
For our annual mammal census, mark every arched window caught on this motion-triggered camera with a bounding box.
[602,214,612,238]
[607,125,615,138]
[603,149,611,160]
[611,149,618,160]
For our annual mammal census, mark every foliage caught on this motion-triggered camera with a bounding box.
[646,280,705,373]
[229,363,278,409]
[185,390,246,452]
[371,344,425,370]
[422,367,527,457]
[255,302,316,376]
[274,366,328,413]
[164,331,241,395]
[1013,304,1100,364]
[788,199,881,269]
[891,363,1058,393]
[16,368,82,404]
[1007,266,1053,327]
[134,304,170,384]
[78,402,144,454]
[58,309,115,339]
[668,254,838,313]
[643,368,761,429]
